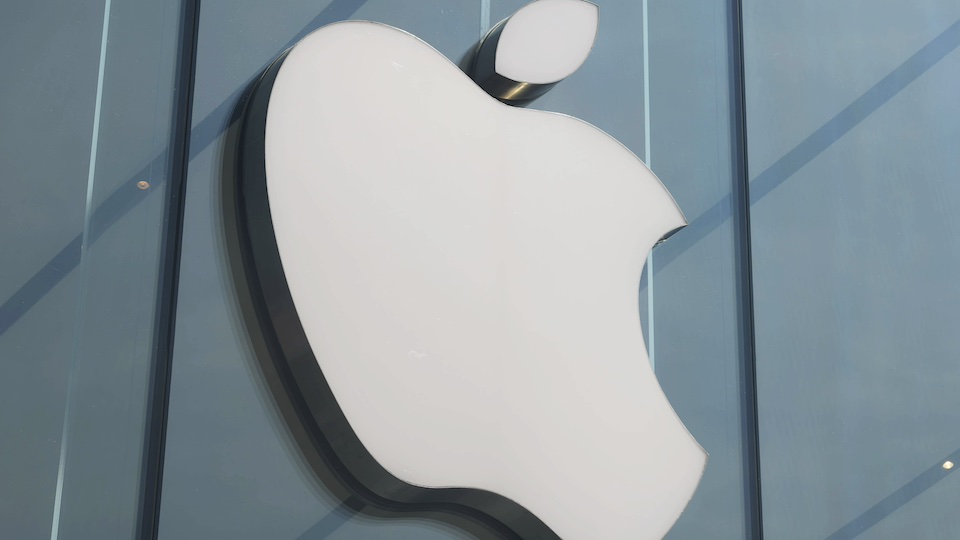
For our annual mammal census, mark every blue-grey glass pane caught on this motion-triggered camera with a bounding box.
[647,2,749,537]
[0,3,104,535]
[744,1,960,538]
[157,2,484,539]
[1,0,185,538]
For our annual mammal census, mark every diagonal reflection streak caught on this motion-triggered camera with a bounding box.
[823,447,960,540]
[654,17,960,272]
[0,0,368,337]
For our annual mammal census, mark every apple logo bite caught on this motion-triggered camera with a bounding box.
[237,3,705,539]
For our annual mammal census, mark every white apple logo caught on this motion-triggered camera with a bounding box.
[242,5,705,539]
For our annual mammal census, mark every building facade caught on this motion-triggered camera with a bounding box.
[2,0,959,538]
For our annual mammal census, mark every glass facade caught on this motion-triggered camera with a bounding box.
[1,0,957,538]
[744,1,960,538]
[1,0,188,537]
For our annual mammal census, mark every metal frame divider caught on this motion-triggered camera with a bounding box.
[136,0,203,537]
[728,0,763,538]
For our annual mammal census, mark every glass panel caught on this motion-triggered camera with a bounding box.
[744,1,960,538]
[1,0,186,538]
[646,3,750,537]
[0,2,104,535]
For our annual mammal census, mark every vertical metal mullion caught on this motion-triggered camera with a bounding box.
[136,0,202,537]
[728,0,763,537]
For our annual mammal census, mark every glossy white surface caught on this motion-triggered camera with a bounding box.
[265,21,705,540]
[496,0,598,84]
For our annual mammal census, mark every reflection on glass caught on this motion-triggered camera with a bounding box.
[1,0,186,537]
[744,1,960,538]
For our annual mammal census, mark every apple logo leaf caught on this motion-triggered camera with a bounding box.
[472,0,600,103]
[237,8,705,540]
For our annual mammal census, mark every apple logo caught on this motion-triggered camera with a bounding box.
[237,2,705,539]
